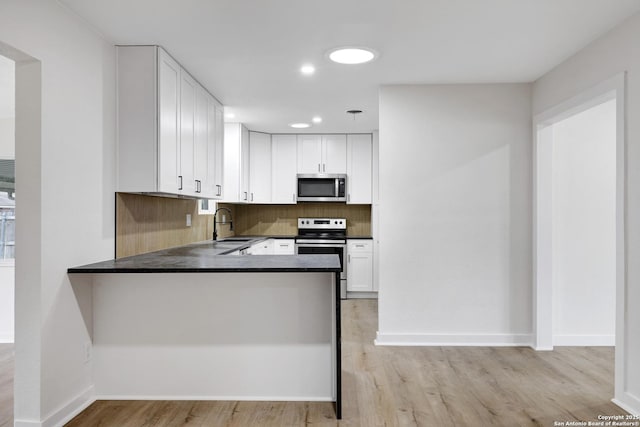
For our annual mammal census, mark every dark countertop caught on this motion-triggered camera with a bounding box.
[68,239,341,274]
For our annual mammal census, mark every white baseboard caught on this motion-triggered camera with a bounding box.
[374,332,533,347]
[553,334,615,346]
[0,333,14,343]
[42,386,95,427]
[95,394,333,402]
[613,392,640,416]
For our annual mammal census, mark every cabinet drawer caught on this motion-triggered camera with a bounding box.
[273,239,295,255]
[348,240,373,252]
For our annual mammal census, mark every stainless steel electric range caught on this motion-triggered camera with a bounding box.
[295,218,347,299]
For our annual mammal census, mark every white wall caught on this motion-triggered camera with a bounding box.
[0,1,116,425]
[0,264,14,342]
[0,54,14,158]
[377,84,532,346]
[551,99,616,345]
[0,53,14,344]
[533,11,640,414]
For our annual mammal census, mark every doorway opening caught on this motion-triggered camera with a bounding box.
[533,73,626,404]
[0,52,15,343]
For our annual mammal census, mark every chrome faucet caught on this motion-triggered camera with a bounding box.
[213,207,233,241]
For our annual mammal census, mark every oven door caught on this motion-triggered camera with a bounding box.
[295,243,346,282]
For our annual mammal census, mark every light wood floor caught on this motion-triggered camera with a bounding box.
[1,301,626,426]
[0,343,13,427]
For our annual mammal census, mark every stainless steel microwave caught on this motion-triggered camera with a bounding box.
[297,174,347,202]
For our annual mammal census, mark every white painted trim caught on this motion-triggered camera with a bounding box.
[14,420,41,427]
[553,335,615,346]
[374,332,533,347]
[0,333,14,343]
[612,393,640,416]
[532,72,626,405]
[14,387,95,427]
[94,395,333,402]
[346,291,378,299]
[42,386,95,427]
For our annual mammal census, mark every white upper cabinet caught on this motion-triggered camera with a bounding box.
[194,86,223,199]
[248,132,272,203]
[157,48,181,193]
[322,135,347,174]
[179,69,197,195]
[240,126,250,202]
[117,45,223,198]
[271,134,297,204]
[297,134,346,174]
[297,135,323,173]
[222,122,248,203]
[346,134,372,204]
[213,102,224,198]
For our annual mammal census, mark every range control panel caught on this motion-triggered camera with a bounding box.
[298,218,346,229]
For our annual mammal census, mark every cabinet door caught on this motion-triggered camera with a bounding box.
[194,85,211,197]
[240,126,250,202]
[271,134,297,204]
[347,134,372,204]
[157,49,181,193]
[248,131,272,203]
[297,134,322,173]
[347,242,373,292]
[213,103,224,199]
[179,69,197,195]
[322,134,347,174]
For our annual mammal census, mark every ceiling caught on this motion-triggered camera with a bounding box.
[59,0,640,133]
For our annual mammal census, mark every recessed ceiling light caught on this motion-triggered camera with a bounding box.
[290,123,311,129]
[312,116,322,123]
[327,47,377,65]
[300,64,315,75]
[225,113,235,119]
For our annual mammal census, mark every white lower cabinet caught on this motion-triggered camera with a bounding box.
[249,239,273,255]
[346,240,374,292]
[247,239,294,255]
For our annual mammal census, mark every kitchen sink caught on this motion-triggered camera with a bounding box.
[217,238,253,242]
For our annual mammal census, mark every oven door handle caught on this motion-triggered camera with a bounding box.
[295,240,346,245]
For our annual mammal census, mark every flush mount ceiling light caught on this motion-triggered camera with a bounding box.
[289,123,311,129]
[224,113,236,119]
[327,47,377,65]
[300,64,315,75]
[312,116,323,123]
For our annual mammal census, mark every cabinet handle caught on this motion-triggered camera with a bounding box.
[356,244,364,248]
[323,163,326,172]
[279,244,288,247]
[243,191,248,201]
[251,192,254,202]
[348,194,351,203]
[195,180,201,193]
[348,254,351,263]
[293,193,296,202]
[318,163,321,172]
[216,184,222,196]
[178,175,183,190]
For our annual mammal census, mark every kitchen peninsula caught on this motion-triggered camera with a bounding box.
[68,238,343,418]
